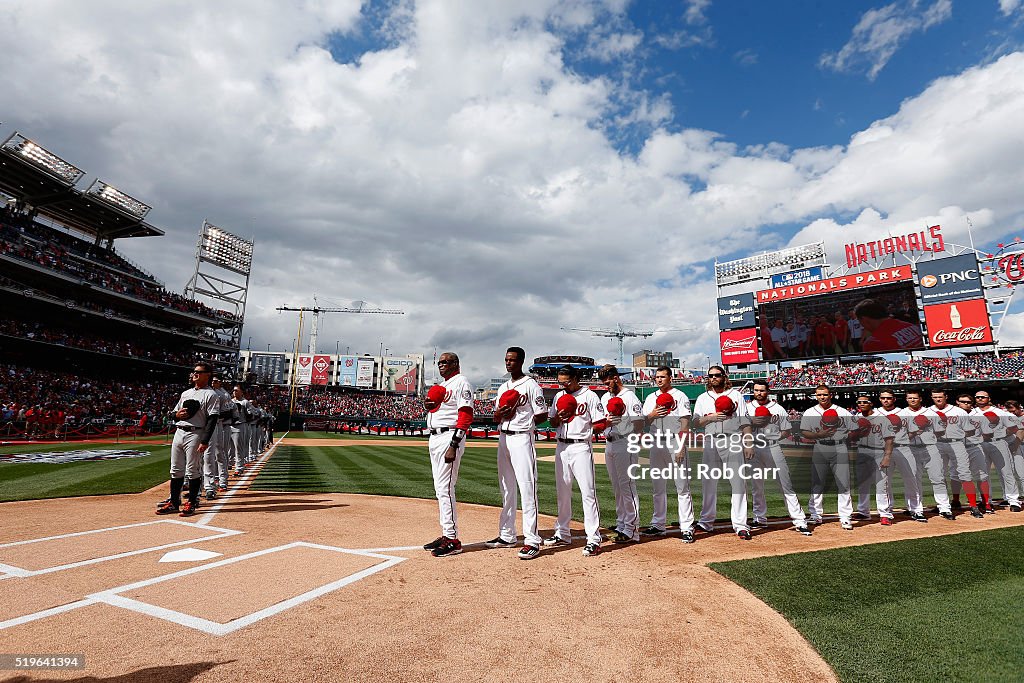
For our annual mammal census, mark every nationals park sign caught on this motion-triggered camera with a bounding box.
[756,266,913,303]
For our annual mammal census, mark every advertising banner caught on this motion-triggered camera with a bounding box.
[924,298,993,348]
[337,356,359,386]
[381,357,418,393]
[916,254,983,305]
[295,354,313,385]
[720,328,760,365]
[311,355,331,385]
[249,353,286,384]
[717,292,756,331]
[757,266,913,303]
[769,267,824,289]
[356,358,375,388]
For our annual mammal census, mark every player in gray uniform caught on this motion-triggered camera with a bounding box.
[230,385,250,475]
[156,361,221,516]
[203,375,234,498]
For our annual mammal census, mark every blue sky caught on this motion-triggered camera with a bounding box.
[2,0,1024,380]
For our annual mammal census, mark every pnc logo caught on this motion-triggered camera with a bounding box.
[920,275,938,288]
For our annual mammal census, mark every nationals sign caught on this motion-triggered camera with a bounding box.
[757,266,913,303]
[720,328,759,365]
[923,298,993,348]
[844,225,944,268]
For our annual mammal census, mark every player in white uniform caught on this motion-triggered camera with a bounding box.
[421,352,475,558]
[875,391,925,521]
[901,389,954,519]
[597,365,646,544]
[230,386,250,476]
[800,385,855,529]
[156,361,221,517]
[747,380,811,535]
[1005,400,1024,498]
[488,347,548,560]
[930,389,983,518]
[850,395,898,525]
[972,391,1022,512]
[544,365,608,557]
[692,366,754,540]
[955,394,995,513]
[640,366,693,539]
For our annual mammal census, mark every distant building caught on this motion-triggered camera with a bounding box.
[477,374,510,401]
[632,350,680,369]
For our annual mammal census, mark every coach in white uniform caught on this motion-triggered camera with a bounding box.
[545,365,608,557]
[801,385,854,530]
[693,366,753,540]
[421,352,475,558]
[640,366,692,538]
[748,380,810,535]
[930,389,983,518]
[488,346,548,560]
[598,364,645,543]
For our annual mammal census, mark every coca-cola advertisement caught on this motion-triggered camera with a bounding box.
[924,298,993,348]
[720,327,759,365]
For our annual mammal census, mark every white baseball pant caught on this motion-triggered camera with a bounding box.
[806,444,853,523]
[429,432,466,539]
[910,443,951,514]
[697,439,749,532]
[647,445,673,531]
[496,432,541,547]
[936,440,974,503]
[552,441,602,546]
[981,439,1021,505]
[606,439,641,539]
[751,442,806,525]
[170,429,203,479]
[855,446,893,519]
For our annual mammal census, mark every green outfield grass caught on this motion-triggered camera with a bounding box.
[249,432,985,529]
[711,527,1024,683]
[0,441,171,502]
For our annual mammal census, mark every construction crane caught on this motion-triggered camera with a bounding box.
[276,296,405,417]
[561,323,695,368]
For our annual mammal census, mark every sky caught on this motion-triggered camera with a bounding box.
[2,0,1023,385]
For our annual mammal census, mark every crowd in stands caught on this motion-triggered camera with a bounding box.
[0,319,198,367]
[768,353,1023,389]
[0,210,238,322]
[281,387,494,419]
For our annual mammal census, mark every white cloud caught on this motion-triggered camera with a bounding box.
[820,0,953,80]
[1,3,1022,383]
[1000,0,1023,16]
[733,48,758,66]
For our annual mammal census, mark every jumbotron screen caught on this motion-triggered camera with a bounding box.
[758,281,924,361]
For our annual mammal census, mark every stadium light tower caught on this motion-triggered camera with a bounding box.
[561,323,696,368]
[1,133,84,185]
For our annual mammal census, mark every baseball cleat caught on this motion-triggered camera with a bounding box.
[423,536,445,551]
[969,507,985,518]
[517,545,540,560]
[851,512,871,521]
[431,538,462,557]
[694,522,714,533]
[612,532,637,544]
[950,500,964,511]
[1011,505,1022,513]
[155,501,179,515]
[582,543,601,556]
[680,530,695,544]
[156,497,172,508]
[808,516,823,526]
[794,525,813,536]
[640,526,667,536]
[179,501,196,517]
[939,511,956,520]
[204,489,217,501]
[484,537,517,548]
[736,529,752,541]
[542,535,570,547]
[749,519,769,529]
[879,517,893,526]
[218,485,228,493]
[841,520,854,530]
[910,512,928,523]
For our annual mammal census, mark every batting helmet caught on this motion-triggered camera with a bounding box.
[714,395,735,415]
[606,396,626,416]
[498,389,521,409]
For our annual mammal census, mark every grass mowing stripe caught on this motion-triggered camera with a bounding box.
[710,527,1024,683]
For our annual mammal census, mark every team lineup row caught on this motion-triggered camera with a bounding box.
[420,348,1022,560]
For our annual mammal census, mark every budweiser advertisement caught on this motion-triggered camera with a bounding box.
[924,298,993,348]
[720,328,760,365]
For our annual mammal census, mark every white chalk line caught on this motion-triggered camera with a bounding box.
[195,431,288,526]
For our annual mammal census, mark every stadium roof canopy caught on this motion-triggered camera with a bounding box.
[0,132,163,241]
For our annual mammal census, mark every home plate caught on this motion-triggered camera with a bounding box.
[160,548,222,563]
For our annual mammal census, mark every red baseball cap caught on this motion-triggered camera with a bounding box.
[821,409,839,427]
[714,395,735,415]
[556,394,578,422]
[754,405,771,418]
[857,417,871,430]
[656,393,675,409]
[498,389,520,409]
[607,397,626,416]
[425,385,446,413]
[914,414,930,429]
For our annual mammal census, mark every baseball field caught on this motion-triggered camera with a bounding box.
[1,432,1022,682]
